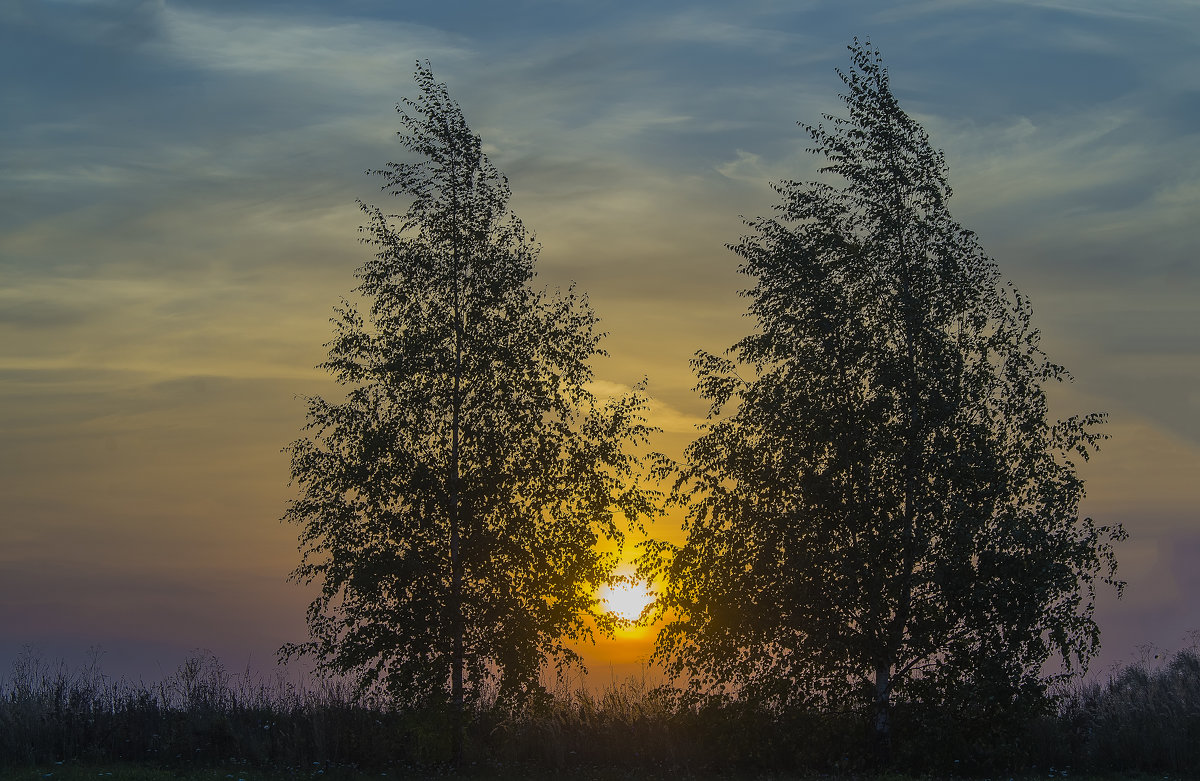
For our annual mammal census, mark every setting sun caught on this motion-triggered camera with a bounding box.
[598,578,655,622]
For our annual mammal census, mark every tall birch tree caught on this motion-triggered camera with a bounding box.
[282,63,653,762]
[642,40,1124,760]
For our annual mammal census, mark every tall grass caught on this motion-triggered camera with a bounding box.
[3,642,1199,776]
[1032,642,1200,774]
[0,647,419,772]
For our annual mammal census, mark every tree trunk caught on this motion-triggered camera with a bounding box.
[449,358,463,766]
[873,661,892,766]
[448,190,464,767]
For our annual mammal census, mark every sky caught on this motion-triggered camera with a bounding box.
[2,0,1198,689]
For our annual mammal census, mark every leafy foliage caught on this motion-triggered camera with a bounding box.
[641,40,1124,739]
[282,63,654,711]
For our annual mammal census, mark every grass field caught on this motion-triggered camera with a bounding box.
[0,765,1194,781]
[0,762,853,780]
[3,644,1198,779]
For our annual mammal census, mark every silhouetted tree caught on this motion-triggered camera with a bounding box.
[641,40,1124,762]
[282,63,653,763]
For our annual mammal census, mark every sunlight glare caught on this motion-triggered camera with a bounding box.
[598,578,654,622]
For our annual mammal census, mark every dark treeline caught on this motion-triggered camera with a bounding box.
[2,645,1199,776]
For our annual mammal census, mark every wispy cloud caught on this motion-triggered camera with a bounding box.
[155,5,467,91]
[715,149,769,184]
[587,380,705,434]
[651,7,808,52]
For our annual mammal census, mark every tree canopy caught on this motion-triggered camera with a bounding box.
[281,64,654,729]
[640,39,1124,753]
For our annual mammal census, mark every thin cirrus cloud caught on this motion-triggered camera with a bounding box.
[152,4,467,88]
[586,380,705,436]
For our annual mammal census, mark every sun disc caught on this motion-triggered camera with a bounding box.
[599,579,654,622]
